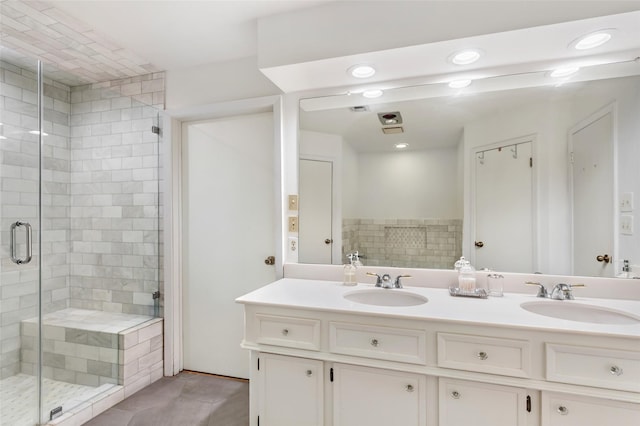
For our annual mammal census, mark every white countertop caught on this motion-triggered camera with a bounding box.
[236,278,640,338]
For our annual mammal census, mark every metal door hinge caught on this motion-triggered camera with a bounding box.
[50,406,63,421]
[151,126,161,135]
[152,291,160,300]
[529,157,533,168]
[330,367,334,382]
[526,395,531,413]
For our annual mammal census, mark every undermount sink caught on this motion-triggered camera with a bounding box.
[520,301,640,325]
[344,289,428,307]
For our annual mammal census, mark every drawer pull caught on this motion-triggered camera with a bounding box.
[406,384,414,392]
[306,370,313,377]
[476,351,488,360]
[370,338,380,347]
[282,329,289,336]
[610,365,623,376]
[557,406,568,415]
[451,391,460,399]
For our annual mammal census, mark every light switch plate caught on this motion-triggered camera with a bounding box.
[620,192,633,212]
[288,195,298,211]
[620,214,633,235]
[288,216,298,232]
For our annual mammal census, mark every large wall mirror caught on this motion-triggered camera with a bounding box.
[298,59,640,279]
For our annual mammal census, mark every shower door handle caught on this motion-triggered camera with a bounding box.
[10,221,33,264]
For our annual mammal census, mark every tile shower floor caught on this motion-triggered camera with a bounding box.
[0,374,115,426]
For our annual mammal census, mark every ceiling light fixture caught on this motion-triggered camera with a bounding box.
[394,142,409,149]
[362,89,383,99]
[348,64,376,79]
[448,79,472,89]
[450,49,482,65]
[573,30,612,50]
[550,66,580,78]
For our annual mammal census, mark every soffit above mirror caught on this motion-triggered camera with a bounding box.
[260,9,640,92]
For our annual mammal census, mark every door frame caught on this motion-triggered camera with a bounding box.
[469,134,538,272]
[299,156,342,264]
[568,102,618,276]
[163,95,284,376]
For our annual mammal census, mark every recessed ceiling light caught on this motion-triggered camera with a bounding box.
[362,89,383,98]
[448,79,472,89]
[28,130,48,136]
[450,49,482,65]
[394,142,409,149]
[550,67,580,78]
[573,31,612,50]
[348,64,376,79]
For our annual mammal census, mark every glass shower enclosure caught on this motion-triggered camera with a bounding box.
[1,47,162,425]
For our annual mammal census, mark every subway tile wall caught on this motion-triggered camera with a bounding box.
[0,59,164,378]
[343,218,462,269]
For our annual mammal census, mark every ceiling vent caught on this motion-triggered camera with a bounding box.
[377,111,403,125]
[350,105,369,112]
[382,126,404,134]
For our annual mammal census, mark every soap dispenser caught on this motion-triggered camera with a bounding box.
[343,253,358,286]
[455,256,476,292]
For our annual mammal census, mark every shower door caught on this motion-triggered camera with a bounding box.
[0,55,42,425]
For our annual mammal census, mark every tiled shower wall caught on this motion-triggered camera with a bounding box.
[343,218,462,269]
[0,60,164,378]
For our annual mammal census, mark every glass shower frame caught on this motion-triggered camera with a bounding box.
[1,53,162,425]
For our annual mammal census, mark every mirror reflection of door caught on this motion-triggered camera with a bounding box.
[299,159,333,264]
[570,107,615,277]
[474,140,534,272]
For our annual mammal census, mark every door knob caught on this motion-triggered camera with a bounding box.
[324,239,333,245]
[596,254,611,263]
[264,256,275,265]
[475,241,484,248]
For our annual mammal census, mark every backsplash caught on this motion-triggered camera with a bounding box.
[343,218,462,269]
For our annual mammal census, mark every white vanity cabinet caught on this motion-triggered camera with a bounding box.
[332,363,426,426]
[256,353,324,426]
[439,378,531,426]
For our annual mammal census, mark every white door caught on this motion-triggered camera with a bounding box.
[298,159,333,264]
[258,353,324,426]
[474,141,533,272]
[439,378,529,426]
[570,110,614,277]
[182,112,276,378]
[332,363,425,426]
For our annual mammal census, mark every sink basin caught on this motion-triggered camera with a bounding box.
[520,301,640,325]
[344,289,428,307]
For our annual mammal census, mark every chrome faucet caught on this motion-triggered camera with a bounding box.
[526,282,584,300]
[367,273,412,289]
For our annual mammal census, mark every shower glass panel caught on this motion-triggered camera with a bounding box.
[1,47,162,425]
[1,48,41,426]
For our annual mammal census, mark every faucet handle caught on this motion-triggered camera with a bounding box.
[525,281,548,298]
[551,283,585,300]
[366,272,383,287]
[394,275,412,288]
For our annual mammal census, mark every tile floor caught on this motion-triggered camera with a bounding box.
[84,371,249,426]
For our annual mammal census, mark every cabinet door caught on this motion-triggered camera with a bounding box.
[439,378,529,426]
[332,363,425,426]
[258,353,323,426]
[542,392,640,426]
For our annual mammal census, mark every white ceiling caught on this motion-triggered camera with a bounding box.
[48,0,335,71]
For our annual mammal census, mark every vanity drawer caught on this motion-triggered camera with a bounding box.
[256,314,321,351]
[546,343,640,392]
[437,333,531,378]
[329,322,427,364]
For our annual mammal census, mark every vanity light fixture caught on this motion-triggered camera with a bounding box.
[448,79,472,89]
[449,49,482,65]
[550,66,580,78]
[573,30,612,50]
[348,64,376,79]
[362,89,383,98]
[394,142,409,149]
